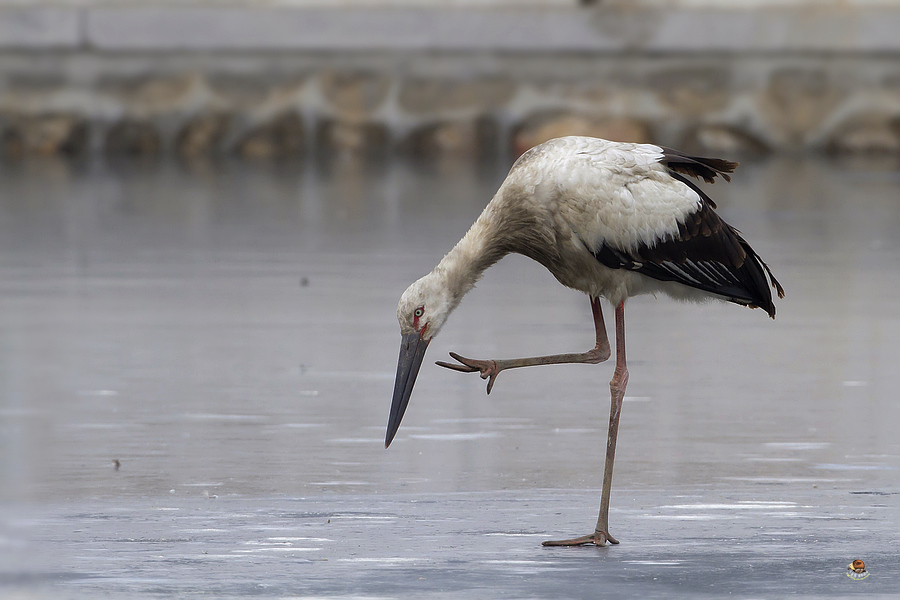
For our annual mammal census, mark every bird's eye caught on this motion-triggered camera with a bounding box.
[414,307,424,318]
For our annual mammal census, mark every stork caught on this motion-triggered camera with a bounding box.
[385,136,784,547]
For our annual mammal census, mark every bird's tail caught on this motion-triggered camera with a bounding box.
[660,147,739,188]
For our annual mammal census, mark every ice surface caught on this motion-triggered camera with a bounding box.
[1,155,899,597]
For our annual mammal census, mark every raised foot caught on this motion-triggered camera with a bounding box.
[542,531,619,547]
[435,352,500,394]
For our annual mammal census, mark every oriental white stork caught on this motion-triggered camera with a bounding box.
[385,136,784,547]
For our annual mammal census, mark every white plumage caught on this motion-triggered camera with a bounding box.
[386,136,784,547]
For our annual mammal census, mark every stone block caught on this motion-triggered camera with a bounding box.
[319,71,391,121]
[400,118,498,157]
[176,113,230,158]
[827,114,900,154]
[2,114,88,157]
[100,74,198,115]
[5,72,67,95]
[235,111,304,159]
[651,67,729,116]
[532,82,612,106]
[208,73,275,109]
[105,120,161,156]
[398,77,515,116]
[512,111,652,156]
[316,119,389,155]
[682,124,770,157]
[208,73,305,111]
[759,68,843,146]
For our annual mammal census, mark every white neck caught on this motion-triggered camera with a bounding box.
[431,204,510,312]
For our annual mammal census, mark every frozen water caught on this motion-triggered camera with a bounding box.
[1,154,899,597]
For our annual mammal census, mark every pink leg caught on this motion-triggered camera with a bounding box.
[437,296,611,394]
[543,300,628,547]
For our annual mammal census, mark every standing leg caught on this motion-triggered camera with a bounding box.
[543,300,628,547]
[593,300,629,544]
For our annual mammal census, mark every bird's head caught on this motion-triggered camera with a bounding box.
[385,272,456,448]
[397,272,456,340]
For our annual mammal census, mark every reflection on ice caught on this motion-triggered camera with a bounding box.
[643,515,728,520]
[660,502,798,510]
[308,481,374,486]
[336,557,423,563]
[813,463,892,470]
[408,432,501,441]
[180,413,271,422]
[721,476,856,483]
[233,547,322,552]
[763,442,831,450]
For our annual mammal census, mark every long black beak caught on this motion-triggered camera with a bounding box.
[385,332,430,448]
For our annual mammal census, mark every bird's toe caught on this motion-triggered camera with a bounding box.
[542,532,617,547]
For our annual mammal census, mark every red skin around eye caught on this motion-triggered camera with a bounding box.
[413,314,427,336]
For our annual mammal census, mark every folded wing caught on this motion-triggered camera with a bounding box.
[591,149,784,317]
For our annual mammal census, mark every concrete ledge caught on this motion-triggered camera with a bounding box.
[1,6,900,52]
[2,5,900,157]
[77,7,900,53]
[0,8,80,49]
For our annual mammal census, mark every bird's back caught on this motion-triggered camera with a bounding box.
[499,137,784,316]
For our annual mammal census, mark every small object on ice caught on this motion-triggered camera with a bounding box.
[847,559,869,580]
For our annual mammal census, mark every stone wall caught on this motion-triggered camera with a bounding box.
[2,4,900,159]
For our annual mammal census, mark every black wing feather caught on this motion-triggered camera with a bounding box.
[660,147,739,189]
[592,150,784,317]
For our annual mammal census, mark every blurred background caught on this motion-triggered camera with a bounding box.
[1,2,900,595]
[1,0,899,160]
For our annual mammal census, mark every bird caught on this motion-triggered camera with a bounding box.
[385,136,784,547]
